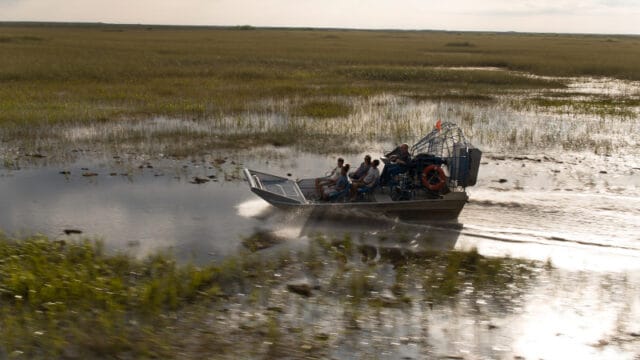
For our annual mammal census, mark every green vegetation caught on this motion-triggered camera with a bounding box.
[445,41,474,47]
[0,24,638,124]
[0,23,638,156]
[518,96,640,118]
[0,232,540,358]
[293,100,352,118]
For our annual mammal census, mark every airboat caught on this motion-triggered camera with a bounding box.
[243,122,481,221]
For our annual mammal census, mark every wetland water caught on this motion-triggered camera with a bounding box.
[2,150,638,272]
[1,148,640,358]
[1,77,640,358]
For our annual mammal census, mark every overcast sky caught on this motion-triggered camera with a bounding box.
[1,0,639,34]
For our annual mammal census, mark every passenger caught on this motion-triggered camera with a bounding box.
[315,157,344,191]
[349,155,371,180]
[380,143,411,185]
[321,164,350,201]
[350,159,380,200]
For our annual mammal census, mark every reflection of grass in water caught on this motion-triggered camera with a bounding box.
[420,248,530,302]
[309,235,536,305]
[0,233,540,358]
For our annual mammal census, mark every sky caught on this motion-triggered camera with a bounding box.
[1,0,639,35]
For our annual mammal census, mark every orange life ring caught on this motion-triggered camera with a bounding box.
[421,165,447,191]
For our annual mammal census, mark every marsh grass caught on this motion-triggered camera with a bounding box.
[445,41,474,47]
[1,25,638,125]
[336,66,563,87]
[1,24,639,156]
[0,234,285,358]
[292,100,352,118]
[523,97,640,118]
[0,233,540,358]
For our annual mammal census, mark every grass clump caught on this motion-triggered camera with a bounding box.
[337,66,563,87]
[0,234,272,358]
[524,97,639,118]
[445,41,474,47]
[419,248,533,303]
[292,100,352,119]
[306,236,537,309]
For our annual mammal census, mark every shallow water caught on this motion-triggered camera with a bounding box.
[1,73,639,358]
[273,268,639,360]
[2,147,639,269]
[2,156,640,359]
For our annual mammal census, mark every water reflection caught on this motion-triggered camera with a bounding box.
[2,152,640,358]
[0,160,261,262]
[2,148,640,273]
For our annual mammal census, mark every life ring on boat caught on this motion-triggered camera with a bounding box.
[421,165,447,191]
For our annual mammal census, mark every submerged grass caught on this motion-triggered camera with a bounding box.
[0,232,541,358]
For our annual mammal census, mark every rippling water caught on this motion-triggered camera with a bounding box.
[2,148,639,270]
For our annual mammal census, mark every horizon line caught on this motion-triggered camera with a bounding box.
[1,20,639,37]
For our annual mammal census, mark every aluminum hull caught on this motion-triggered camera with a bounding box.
[244,168,468,221]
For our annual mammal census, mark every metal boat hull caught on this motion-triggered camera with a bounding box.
[244,168,467,221]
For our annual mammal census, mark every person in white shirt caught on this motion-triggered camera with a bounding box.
[350,159,380,200]
[315,157,344,191]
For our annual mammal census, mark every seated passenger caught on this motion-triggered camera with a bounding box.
[380,143,411,185]
[315,157,344,190]
[349,155,371,180]
[321,164,351,201]
[350,159,380,200]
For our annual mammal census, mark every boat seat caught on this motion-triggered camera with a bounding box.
[328,187,350,202]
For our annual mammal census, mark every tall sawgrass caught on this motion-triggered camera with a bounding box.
[0,24,638,156]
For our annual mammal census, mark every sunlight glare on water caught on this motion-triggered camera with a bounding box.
[236,198,273,219]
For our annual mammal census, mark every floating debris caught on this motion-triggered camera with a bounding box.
[286,278,317,297]
[63,229,82,235]
[189,176,210,184]
[82,172,98,177]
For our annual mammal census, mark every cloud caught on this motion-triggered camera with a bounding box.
[0,0,638,34]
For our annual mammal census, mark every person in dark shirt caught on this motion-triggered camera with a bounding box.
[380,144,411,185]
[349,155,371,180]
